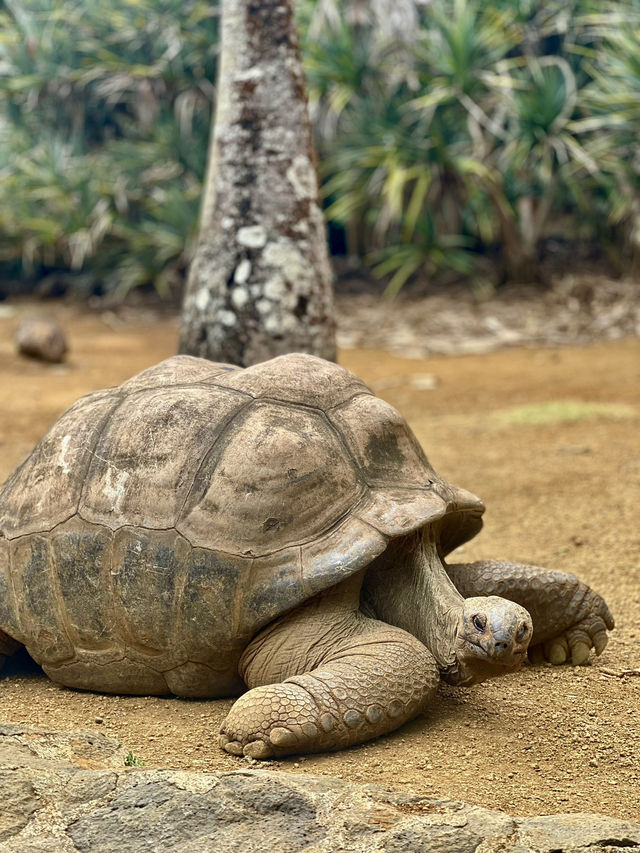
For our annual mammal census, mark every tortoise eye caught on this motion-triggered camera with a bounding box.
[472,615,486,632]
[517,624,529,642]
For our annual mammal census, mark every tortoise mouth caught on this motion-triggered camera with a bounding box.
[455,637,527,684]
[463,638,527,662]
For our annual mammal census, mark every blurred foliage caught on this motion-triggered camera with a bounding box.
[302,0,640,290]
[0,0,217,295]
[0,0,638,296]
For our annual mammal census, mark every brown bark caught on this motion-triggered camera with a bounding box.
[179,0,336,366]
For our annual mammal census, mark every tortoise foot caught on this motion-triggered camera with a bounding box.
[219,681,343,759]
[447,561,614,668]
[528,612,610,666]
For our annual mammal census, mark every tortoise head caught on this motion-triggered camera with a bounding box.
[445,596,533,686]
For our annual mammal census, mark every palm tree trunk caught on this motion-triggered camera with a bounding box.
[180,0,336,366]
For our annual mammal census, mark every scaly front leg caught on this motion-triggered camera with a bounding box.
[219,576,439,758]
[446,561,614,665]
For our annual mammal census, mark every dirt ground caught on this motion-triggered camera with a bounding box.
[0,301,639,822]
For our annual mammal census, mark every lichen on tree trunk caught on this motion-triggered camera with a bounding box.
[179,0,336,366]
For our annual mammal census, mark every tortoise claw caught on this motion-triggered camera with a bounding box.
[243,739,274,760]
[531,613,610,667]
[219,730,277,759]
[218,734,244,756]
[544,635,569,665]
[592,628,608,656]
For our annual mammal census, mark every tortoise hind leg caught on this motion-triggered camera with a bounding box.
[446,560,614,665]
[0,629,22,672]
[219,576,439,758]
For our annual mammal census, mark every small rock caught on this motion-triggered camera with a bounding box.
[15,319,68,363]
[94,717,104,725]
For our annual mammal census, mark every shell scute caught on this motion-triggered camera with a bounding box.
[80,385,248,530]
[0,537,20,642]
[44,656,167,696]
[0,391,119,539]
[51,517,114,651]
[178,400,361,555]
[355,489,449,538]
[238,547,305,638]
[119,354,239,393]
[176,547,248,659]
[213,352,369,409]
[10,534,74,664]
[329,394,437,488]
[111,526,190,654]
[300,515,387,597]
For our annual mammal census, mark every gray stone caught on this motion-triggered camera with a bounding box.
[517,813,640,852]
[0,772,38,843]
[69,773,325,853]
[0,723,128,771]
[15,319,68,363]
[1,728,639,852]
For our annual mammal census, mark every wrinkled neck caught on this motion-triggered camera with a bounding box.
[361,531,464,671]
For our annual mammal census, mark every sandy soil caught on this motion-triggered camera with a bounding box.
[0,302,638,821]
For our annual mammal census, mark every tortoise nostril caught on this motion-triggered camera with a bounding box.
[490,632,514,656]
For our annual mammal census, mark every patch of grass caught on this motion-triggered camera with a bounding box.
[492,401,636,427]
[124,751,145,767]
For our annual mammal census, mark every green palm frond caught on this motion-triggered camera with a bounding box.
[0,0,217,294]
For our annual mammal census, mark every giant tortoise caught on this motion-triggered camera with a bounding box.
[0,354,613,757]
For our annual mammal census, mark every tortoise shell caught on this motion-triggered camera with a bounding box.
[0,353,484,697]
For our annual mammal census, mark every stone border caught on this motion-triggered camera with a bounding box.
[1,725,639,852]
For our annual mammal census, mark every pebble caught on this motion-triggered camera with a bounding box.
[15,319,68,363]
